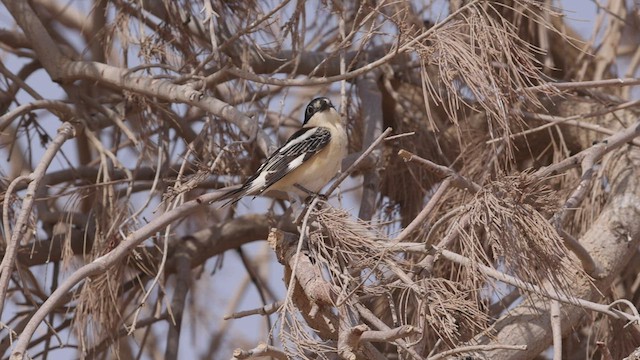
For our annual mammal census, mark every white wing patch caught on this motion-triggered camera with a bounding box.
[286,153,306,172]
[245,169,270,194]
[278,127,320,152]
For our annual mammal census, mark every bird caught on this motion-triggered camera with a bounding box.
[218,97,348,206]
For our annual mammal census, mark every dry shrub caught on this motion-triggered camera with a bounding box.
[278,205,487,358]
[462,173,585,295]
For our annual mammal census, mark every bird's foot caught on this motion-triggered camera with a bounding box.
[304,192,327,204]
[293,183,327,204]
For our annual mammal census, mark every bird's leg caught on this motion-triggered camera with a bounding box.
[294,183,328,204]
[290,198,306,224]
[294,183,314,196]
[292,184,329,225]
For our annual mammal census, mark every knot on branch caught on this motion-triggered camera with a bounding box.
[186,89,204,101]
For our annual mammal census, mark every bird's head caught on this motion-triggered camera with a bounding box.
[303,97,340,127]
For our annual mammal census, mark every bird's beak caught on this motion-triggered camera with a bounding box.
[319,99,334,112]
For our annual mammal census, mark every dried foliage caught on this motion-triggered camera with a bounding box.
[1,0,640,359]
[274,206,488,359]
[462,173,583,295]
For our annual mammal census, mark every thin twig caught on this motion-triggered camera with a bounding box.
[9,191,221,359]
[0,122,75,317]
[522,77,640,92]
[384,132,416,141]
[417,213,471,276]
[394,178,452,242]
[535,120,640,179]
[224,301,282,320]
[326,127,393,196]
[398,149,482,192]
[518,111,640,147]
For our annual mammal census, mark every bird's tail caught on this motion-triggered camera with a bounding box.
[216,186,245,207]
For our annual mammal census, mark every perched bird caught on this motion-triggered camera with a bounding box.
[218,97,348,206]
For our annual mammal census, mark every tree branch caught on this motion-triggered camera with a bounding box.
[356,74,384,221]
[9,191,225,359]
[472,144,640,358]
[164,240,193,360]
[0,122,75,317]
[231,343,287,360]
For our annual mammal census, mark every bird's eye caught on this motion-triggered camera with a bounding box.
[306,106,313,114]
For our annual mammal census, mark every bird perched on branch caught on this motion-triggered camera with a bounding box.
[218,97,348,206]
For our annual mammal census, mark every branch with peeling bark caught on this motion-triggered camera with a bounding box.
[232,343,288,360]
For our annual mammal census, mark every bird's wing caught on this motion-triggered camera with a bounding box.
[219,126,331,205]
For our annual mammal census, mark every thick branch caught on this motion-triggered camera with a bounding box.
[269,229,340,339]
[164,241,193,360]
[356,74,384,221]
[231,343,287,360]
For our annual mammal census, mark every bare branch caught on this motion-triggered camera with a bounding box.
[224,301,282,320]
[9,192,221,359]
[0,100,74,133]
[361,325,420,343]
[398,150,482,192]
[231,343,288,360]
[337,324,369,360]
[356,74,384,221]
[164,241,193,360]
[550,300,562,360]
[427,344,528,360]
[0,122,76,316]
[326,127,393,197]
[395,178,451,242]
